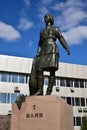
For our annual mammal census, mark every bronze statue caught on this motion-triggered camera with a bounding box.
[29,14,70,96]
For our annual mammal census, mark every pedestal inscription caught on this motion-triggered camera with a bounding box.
[11,95,74,130]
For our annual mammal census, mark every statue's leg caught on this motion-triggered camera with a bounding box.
[46,71,55,95]
[34,69,44,96]
[29,57,38,95]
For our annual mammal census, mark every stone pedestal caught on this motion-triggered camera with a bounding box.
[11,95,74,130]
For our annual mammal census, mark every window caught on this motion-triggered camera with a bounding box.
[72,97,75,106]
[85,80,87,88]
[67,97,71,105]
[0,93,18,103]
[1,73,8,82]
[86,98,87,106]
[0,72,1,81]
[75,97,80,106]
[74,79,79,88]
[0,71,28,83]
[44,77,48,85]
[11,94,17,103]
[54,78,56,86]
[60,78,65,86]
[19,74,25,83]
[7,93,11,103]
[74,116,82,126]
[81,98,85,106]
[79,80,84,88]
[0,93,6,103]
[70,79,73,87]
[73,117,75,126]
[76,117,81,126]
[8,73,12,82]
[12,74,18,83]
[66,78,70,87]
[56,78,60,86]
[26,75,29,83]
[66,78,73,87]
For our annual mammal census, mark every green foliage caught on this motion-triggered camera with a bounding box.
[80,116,87,130]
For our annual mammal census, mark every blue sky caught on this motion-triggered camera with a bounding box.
[0,0,87,65]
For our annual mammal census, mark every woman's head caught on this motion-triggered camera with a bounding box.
[44,14,54,25]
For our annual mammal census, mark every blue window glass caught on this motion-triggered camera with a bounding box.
[7,93,11,103]
[19,74,25,83]
[0,93,6,103]
[8,74,12,82]
[1,73,8,82]
[26,75,29,83]
[57,78,60,86]
[12,74,18,83]
[11,94,17,103]
[44,77,48,85]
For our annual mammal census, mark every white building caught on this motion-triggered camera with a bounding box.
[0,54,87,130]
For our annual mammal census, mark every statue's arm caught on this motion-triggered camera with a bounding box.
[56,28,70,55]
[36,40,41,57]
[35,32,42,57]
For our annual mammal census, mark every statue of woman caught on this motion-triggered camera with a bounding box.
[29,14,70,96]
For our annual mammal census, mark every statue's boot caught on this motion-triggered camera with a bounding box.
[46,76,55,95]
[34,70,44,96]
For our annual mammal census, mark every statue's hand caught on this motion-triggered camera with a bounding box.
[66,49,70,55]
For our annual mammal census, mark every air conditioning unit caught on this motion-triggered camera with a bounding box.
[78,107,82,112]
[70,87,74,92]
[83,108,87,112]
[56,87,60,92]
[8,110,12,115]
[14,86,20,93]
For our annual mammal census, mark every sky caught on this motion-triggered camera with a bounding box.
[0,0,87,65]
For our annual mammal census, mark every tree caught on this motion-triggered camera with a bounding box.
[80,116,87,130]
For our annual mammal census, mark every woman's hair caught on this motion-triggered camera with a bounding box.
[44,14,54,25]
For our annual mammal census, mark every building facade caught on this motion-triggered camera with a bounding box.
[0,54,87,130]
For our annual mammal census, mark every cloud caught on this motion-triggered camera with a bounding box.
[41,0,53,5]
[18,0,33,31]
[38,6,49,20]
[52,0,87,31]
[0,21,21,42]
[62,26,87,45]
[18,17,33,31]
[52,0,85,11]
[28,41,33,47]
[23,0,30,9]
[51,0,87,45]
[37,0,54,21]
[55,7,87,31]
